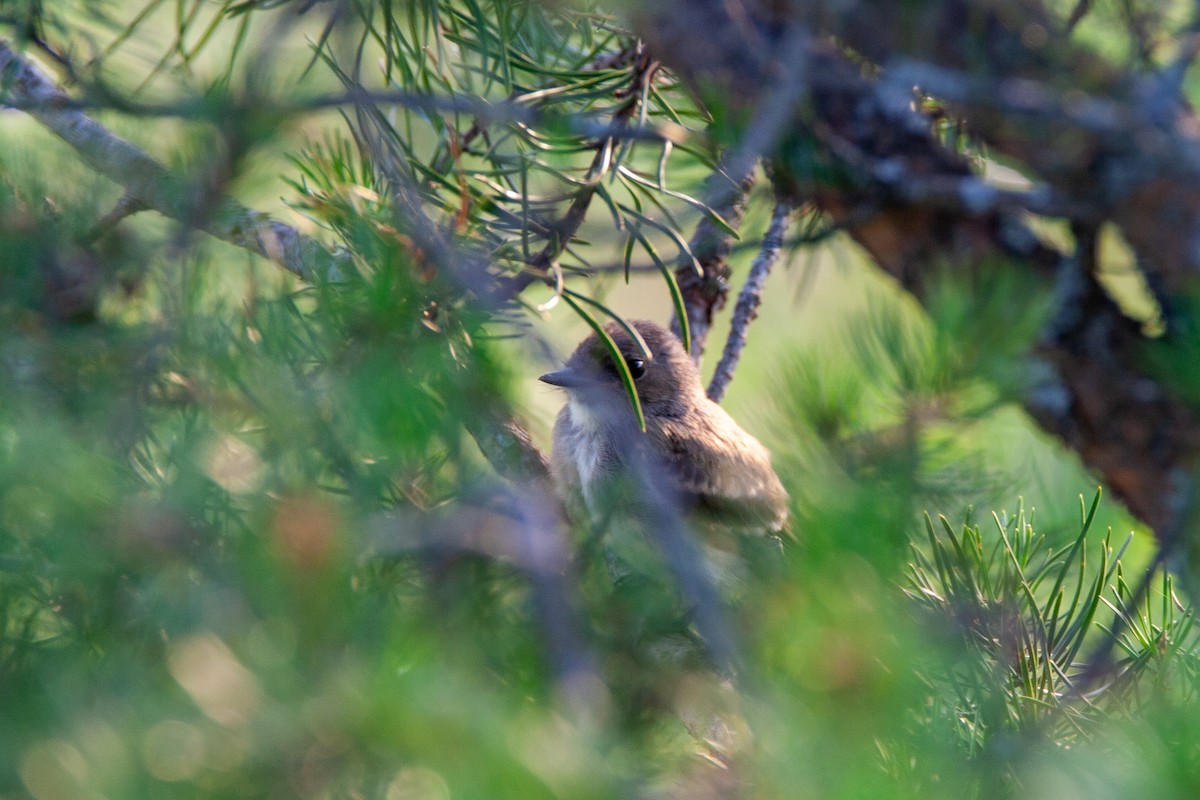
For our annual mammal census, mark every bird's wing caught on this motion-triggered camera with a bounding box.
[655,410,789,533]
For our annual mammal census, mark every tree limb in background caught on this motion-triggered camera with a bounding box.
[797,0,1200,295]
[707,198,793,403]
[0,40,348,282]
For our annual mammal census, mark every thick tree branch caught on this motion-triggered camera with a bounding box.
[802,1,1200,295]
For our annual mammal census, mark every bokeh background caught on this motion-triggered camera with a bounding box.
[0,2,1195,799]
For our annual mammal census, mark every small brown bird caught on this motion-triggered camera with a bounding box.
[540,320,788,534]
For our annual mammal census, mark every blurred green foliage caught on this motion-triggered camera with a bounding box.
[0,1,1196,799]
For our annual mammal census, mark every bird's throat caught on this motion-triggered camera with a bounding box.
[565,398,616,517]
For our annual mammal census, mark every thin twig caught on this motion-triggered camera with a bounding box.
[671,172,754,362]
[82,193,147,243]
[710,25,811,210]
[707,199,793,402]
[0,86,684,144]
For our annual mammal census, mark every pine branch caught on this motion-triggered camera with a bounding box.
[488,45,661,306]
[0,40,557,489]
[667,25,811,363]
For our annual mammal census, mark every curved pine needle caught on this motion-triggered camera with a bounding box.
[617,200,701,275]
[561,292,646,431]
[561,289,652,359]
[631,228,691,354]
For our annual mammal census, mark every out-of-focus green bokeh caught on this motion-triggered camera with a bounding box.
[0,2,1195,799]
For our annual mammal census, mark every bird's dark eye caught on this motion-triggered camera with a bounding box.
[626,357,646,379]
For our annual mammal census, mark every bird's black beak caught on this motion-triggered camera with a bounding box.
[539,367,588,388]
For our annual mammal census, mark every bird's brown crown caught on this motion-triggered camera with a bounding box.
[554,320,703,417]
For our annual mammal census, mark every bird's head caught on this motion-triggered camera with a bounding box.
[539,320,702,423]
